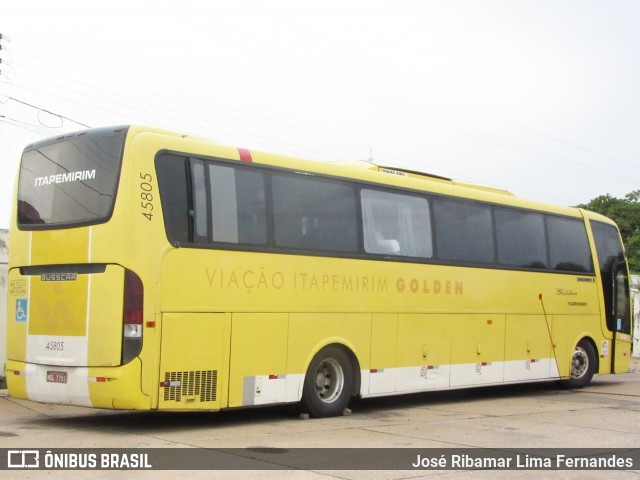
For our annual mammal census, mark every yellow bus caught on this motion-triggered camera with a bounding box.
[6,125,632,417]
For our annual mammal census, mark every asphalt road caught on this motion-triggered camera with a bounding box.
[1,358,639,479]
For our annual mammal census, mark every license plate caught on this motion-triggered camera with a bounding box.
[46,371,68,384]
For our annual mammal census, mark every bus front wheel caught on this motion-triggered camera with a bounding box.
[302,346,354,418]
[563,339,597,388]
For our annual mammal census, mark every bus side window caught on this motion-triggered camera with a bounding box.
[272,174,358,253]
[155,154,190,245]
[433,198,494,264]
[191,160,209,243]
[547,216,593,273]
[236,185,267,245]
[495,208,547,269]
[208,164,267,245]
[361,189,432,258]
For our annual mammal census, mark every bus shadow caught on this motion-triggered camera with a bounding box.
[21,403,302,433]
[351,380,565,414]
[17,380,576,433]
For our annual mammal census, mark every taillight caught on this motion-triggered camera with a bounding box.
[122,269,143,364]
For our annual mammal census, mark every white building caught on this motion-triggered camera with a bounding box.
[632,274,639,357]
[0,229,7,378]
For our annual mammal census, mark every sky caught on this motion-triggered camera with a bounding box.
[1,0,639,230]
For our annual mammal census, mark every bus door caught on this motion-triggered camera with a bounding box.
[611,262,632,373]
[591,221,632,374]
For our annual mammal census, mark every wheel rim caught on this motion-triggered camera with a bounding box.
[571,346,589,379]
[314,358,344,404]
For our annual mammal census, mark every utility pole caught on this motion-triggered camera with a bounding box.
[0,33,4,76]
[0,32,11,78]
[0,33,8,78]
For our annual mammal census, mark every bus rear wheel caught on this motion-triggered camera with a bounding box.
[563,339,596,388]
[302,346,354,418]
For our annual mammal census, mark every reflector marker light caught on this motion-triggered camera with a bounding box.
[238,148,253,163]
[122,269,144,364]
[159,381,181,387]
[123,270,144,327]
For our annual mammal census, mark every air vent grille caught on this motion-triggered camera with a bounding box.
[162,370,217,402]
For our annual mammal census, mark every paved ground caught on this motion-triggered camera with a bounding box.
[1,358,639,479]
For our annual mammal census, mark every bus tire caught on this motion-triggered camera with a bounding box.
[302,345,354,418]
[563,339,597,388]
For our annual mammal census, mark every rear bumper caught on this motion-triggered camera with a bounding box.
[6,358,151,410]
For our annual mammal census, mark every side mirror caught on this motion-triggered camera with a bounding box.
[612,259,630,333]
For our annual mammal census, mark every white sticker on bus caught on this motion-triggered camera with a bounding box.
[34,169,96,187]
[15,298,28,322]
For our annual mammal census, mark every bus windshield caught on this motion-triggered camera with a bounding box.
[17,127,127,229]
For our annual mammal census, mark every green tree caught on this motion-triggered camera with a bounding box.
[579,190,640,272]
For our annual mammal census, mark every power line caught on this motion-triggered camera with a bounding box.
[14,54,639,189]
[3,24,637,206]
[5,96,90,128]
[241,0,637,170]
[143,3,640,184]
[0,115,51,136]
[11,32,639,187]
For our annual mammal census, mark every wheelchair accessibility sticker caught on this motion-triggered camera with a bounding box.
[16,298,28,322]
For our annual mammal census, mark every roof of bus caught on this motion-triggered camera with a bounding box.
[331,160,516,196]
[122,125,613,223]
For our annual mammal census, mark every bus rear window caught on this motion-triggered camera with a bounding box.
[17,127,126,229]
